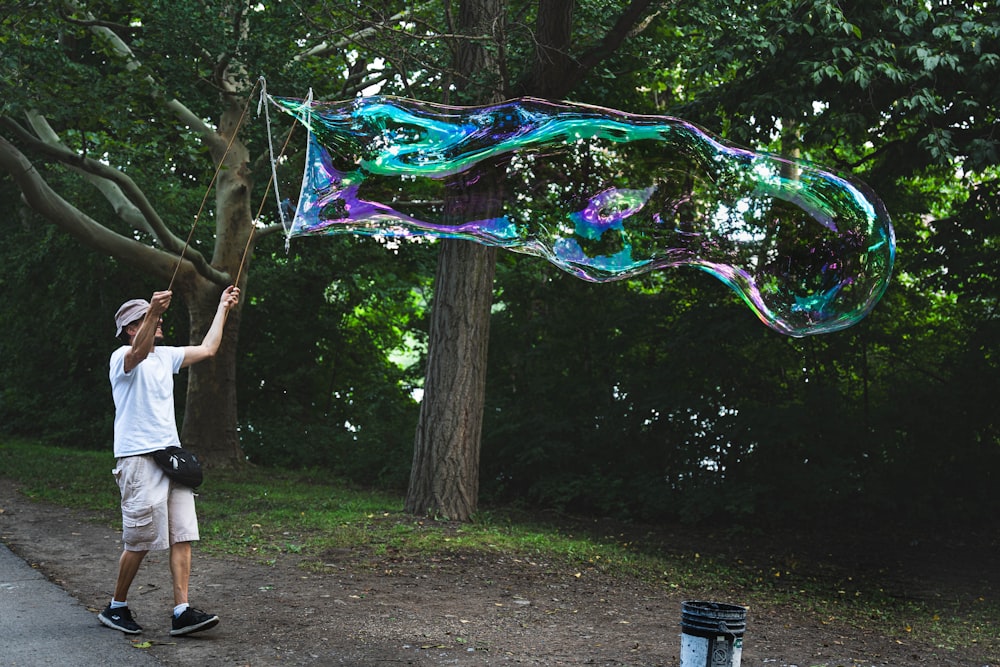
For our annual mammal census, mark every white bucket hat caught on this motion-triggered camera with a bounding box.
[114,299,150,337]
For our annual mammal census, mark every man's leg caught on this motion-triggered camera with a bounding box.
[168,540,219,636]
[99,548,148,634]
[169,541,191,606]
[114,549,148,601]
[103,456,168,634]
[167,486,218,635]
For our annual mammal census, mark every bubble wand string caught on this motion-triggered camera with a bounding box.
[167,79,262,293]
[232,78,301,292]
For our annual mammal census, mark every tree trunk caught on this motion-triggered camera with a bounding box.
[405,0,505,520]
[404,0,654,519]
[178,94,253,467]
[523,0,575,93]
[180,282,244,467]
[405,239,498,519]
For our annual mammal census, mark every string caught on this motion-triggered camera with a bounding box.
[284,88,314,251]
[232,79,300,291]
[259,76,289,235]
[167,78,262,292]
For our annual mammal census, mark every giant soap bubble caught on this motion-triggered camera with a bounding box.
[272,95,895,337]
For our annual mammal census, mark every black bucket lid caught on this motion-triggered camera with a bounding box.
[680,600,747,637]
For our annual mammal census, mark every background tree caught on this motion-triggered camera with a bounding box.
[481,0,1000,524]
[403,0,506,519]
[0,1,431,465]
[1,0,662,509]
[3,0,998,527]
[675,0,1000,522]
[237,235,433,486]
[402,0,662,520]
[3,3,274,464]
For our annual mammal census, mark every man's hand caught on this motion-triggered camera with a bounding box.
[149,290,172,318]
[219,285,240,311]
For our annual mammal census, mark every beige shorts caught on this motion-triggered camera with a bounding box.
[113,454,199,551]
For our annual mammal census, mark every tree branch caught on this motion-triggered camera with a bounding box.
[294,3,436,61]
[514,0,661,99]
[5,115,156,237]
[1,116,224,283]
[57,5,138,34]
[0,135,228,285]
[63,0,226,153]
[255,222,287,240]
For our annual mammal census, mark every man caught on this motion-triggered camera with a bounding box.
[99,285,239,636]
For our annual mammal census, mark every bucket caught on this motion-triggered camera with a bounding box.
[679,600,747,667]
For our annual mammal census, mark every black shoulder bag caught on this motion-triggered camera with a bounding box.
[152,446,204,489]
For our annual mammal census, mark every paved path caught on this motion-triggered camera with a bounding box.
[0,543,162,667]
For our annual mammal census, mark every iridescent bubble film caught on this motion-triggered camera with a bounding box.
[272,96,895,337]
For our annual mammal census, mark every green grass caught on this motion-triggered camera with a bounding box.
[1,437,997,662]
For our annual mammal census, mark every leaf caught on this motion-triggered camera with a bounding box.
[131,640,177,648]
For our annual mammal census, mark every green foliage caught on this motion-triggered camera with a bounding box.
[483,255,785,521]
[0,203,139,447]
[482,180,1000,527]
[236,235,434,487]
[2,0,1000,531]
[669,1,1000,179]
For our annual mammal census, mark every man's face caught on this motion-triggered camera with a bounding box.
[126,316,164,342]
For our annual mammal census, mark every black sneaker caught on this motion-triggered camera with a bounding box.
[170,607,219,636]
[98,605,143,634]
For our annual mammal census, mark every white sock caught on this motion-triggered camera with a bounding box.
[173,603,190,618]
[110,599,128,609]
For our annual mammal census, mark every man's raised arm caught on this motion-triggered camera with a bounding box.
[181,286,240,368]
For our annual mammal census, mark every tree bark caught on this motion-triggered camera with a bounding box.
[405,0,657,520]
[179,93,253,467]
[405,239,497,519]
[405,0,505,520]
[181,282,244,466]
[521,0,575,94]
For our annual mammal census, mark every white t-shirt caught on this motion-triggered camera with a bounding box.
[109,345,186,458]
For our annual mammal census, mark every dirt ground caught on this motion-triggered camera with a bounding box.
[1,480,996,667]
